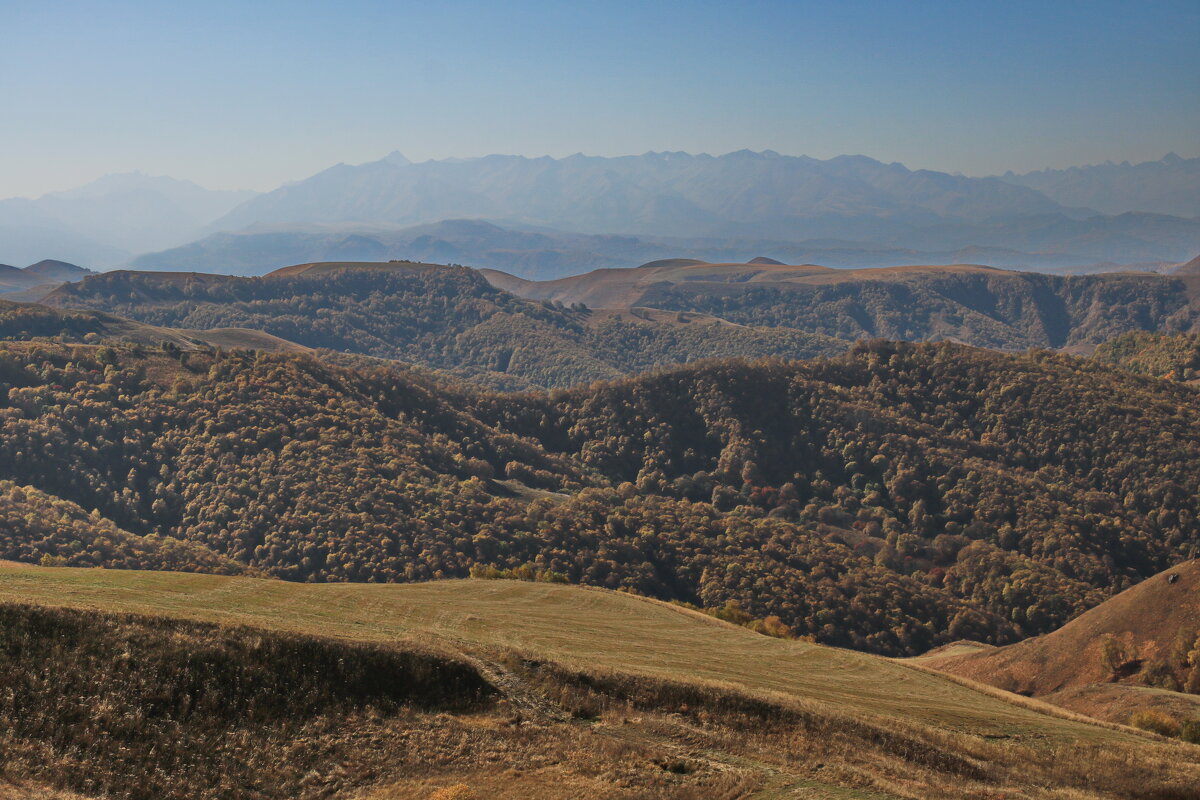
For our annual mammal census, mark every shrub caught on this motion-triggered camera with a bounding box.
[1099,634,1132,677]
[1180,720,1200,745]
[1129,709,1181,737]
[1186,664,1200,695]
[749,615,796,639]
[1140,658,1181,691]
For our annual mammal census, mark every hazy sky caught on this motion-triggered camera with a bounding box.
[2,0,1197,198]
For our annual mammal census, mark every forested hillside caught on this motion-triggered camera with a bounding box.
[493,260,1200,350]
[40,265,844,389]
[3,338,1200,656]
[1093,331,1200,381]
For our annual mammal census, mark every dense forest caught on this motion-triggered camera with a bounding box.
[0,298,112,341]
[1093,331,1200,381]
[38,267,845,389]
[3,337,1199,655]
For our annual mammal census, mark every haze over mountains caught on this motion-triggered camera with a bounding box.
[0,259,93,294]
[0,173,255,266]
[6,151,1199,278]
[1002,153,1200,218]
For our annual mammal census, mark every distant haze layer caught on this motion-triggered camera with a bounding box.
[3,151,1199,277]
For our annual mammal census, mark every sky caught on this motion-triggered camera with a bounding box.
[1,0,1197,198]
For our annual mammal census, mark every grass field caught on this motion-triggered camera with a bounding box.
[0,566,1155,741]
[2,565,1199,799]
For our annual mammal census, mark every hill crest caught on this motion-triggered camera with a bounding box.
[926,560,1200,696]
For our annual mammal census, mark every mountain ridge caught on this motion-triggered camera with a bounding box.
[1000,153,1200,217]
[132,215,1200,280]
[0,174,256,266]
[207,149,1082,239]
[0,259,93,294]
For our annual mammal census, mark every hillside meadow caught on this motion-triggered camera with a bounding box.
[1,565,1198,799]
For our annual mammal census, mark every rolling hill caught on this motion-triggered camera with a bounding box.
[0,565,1197,799]
[923,561,1200,727]
[38,257,1200,369]
[0,259,92,294]
[486,259,1200,350]
[1176,254,1200,275]
[3,337,1200,660]
[37,263,847,389]
[0,298,311,354]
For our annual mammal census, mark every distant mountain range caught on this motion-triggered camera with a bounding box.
[0,173,255,266]
[6,151,1199,277]
[133,218,1139,279]
[1000,153,1200,218]
[210,150,1076,238]
[0,259,93,294]
[131,214,1200,280]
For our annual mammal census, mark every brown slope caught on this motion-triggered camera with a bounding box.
[266,260,445,277]
[481,259,1012,309]
[23,259,93,281]
[1176,253,1200,275]
[926,560,1200,697]
[0,263,43,292]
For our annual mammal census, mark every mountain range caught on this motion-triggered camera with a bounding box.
[0,173,255,266]
[0,259,93,294]
[6,151,1199,277]
[1001,153,1200,218]
[130,217,1200,280]
[208,150,1076,237]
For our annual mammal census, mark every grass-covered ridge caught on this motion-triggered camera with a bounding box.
[3,566,1200,799]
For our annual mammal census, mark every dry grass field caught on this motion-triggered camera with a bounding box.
[480,260,1012,309]
[924,561,1200,721]
[1,565,1199,799]
[928,560,1200,690]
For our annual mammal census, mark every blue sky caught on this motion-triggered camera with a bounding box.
[1,0,1197,196]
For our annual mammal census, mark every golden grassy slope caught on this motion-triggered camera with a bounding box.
[0,566,1171,743]
[924,560,1200,696]
[3,566,1200,799]
[480,261,1010,309]
[267,261,446,277]
[922,561,1200,727]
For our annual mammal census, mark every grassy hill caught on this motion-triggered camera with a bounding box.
[1177,254,1200,275]
[1,565,1198,799]
[0,259,92,295]
[0,298,311,353]
[922,561,1200,726]
[485,259,1200,350]
[40,263,846,389]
